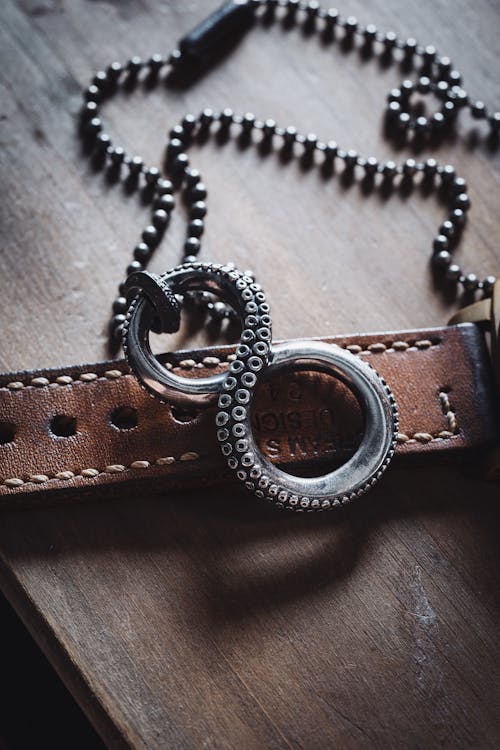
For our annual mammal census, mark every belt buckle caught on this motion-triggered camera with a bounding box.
[449,279,500,480]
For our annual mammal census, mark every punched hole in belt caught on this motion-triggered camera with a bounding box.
[110,406,138,430]
[50,414,77,438]
[0,422,16,445]
[171,406,199,424]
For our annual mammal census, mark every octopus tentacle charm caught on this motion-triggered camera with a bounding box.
[122,261,272,409]
[124,261,398,512]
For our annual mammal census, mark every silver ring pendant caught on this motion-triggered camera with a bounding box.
[123,261,272,408]
[216,340,398,511]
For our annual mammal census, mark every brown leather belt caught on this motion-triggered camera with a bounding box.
[0,323,498,506]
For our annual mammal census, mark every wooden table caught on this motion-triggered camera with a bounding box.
[1,1,499,747]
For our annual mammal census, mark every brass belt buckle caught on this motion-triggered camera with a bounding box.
[449,279,500,479]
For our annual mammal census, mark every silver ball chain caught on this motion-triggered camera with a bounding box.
[79,0,499,346]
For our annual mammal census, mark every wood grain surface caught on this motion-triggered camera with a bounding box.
[0,0,499,748]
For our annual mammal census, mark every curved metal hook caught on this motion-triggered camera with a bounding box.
[124,271,181,334]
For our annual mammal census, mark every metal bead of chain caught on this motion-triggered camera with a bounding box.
[78,0,499,344]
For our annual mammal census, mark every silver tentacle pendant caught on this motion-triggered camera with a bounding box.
[123,260,398,512]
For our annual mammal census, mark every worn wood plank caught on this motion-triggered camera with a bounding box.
[0,0,499,747]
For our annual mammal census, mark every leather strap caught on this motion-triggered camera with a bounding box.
[0,323,497,505]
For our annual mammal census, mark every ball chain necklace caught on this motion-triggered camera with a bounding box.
[79,0,499,511]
